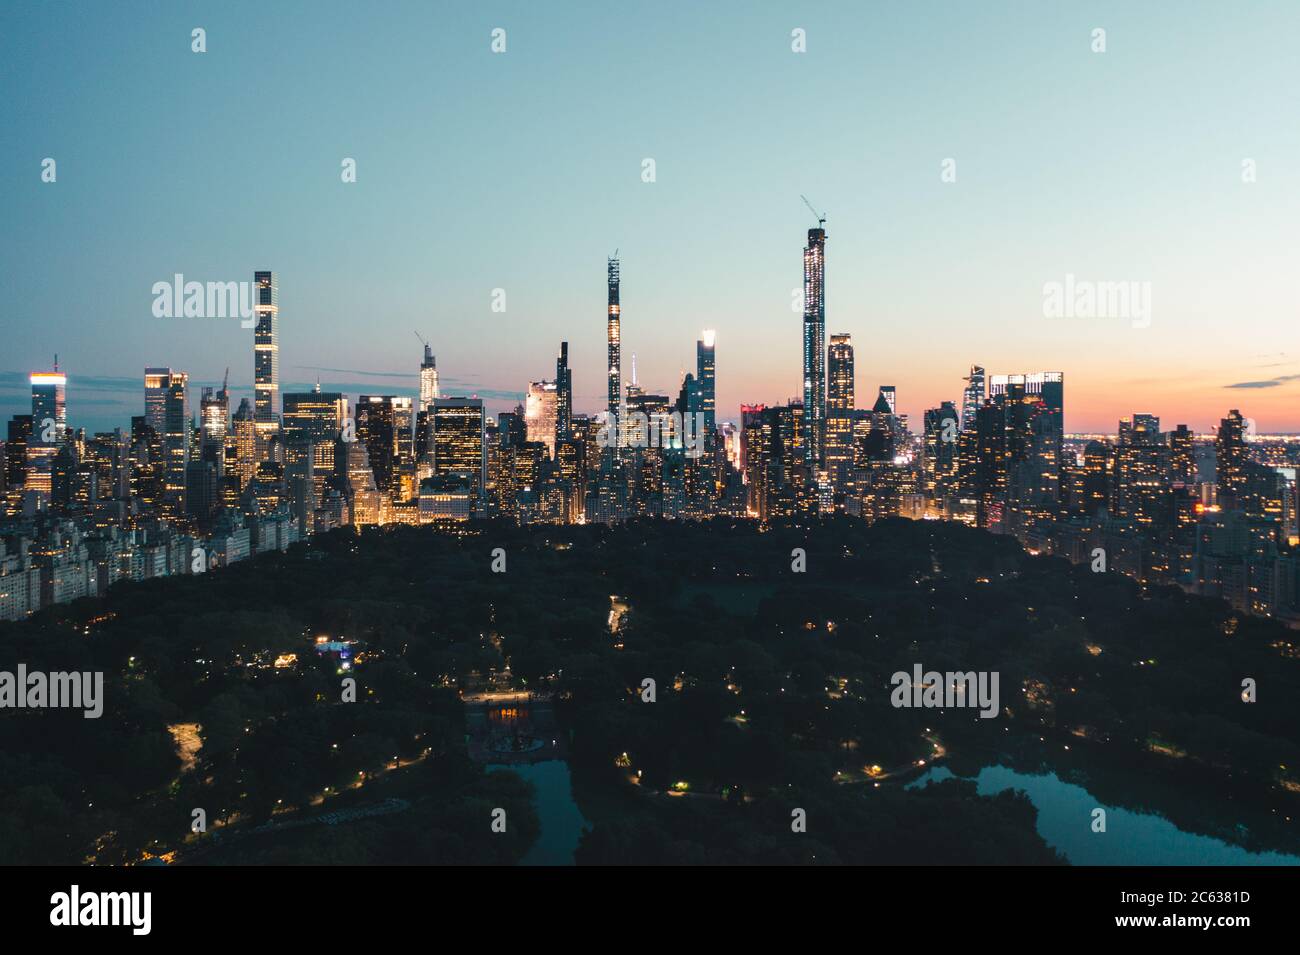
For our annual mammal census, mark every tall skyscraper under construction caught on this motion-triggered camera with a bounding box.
[802,226,826,466]
[419,341,440,412]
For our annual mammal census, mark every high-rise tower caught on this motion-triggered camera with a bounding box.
[802,228,826,465]
[30,361,67,443]
[1216,409,1248,506]
[826,334,854,488]
[253,270,278,428]
[26,361,66,495]
[419,343,440,412]
[525,380,558,458]
[607,256,621,423]
[697,330,716,438]
[556,341,572,443]
[961,365,985,432]
[144,367,189,517]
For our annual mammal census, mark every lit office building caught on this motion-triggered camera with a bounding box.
[740,404,769,520]
[356,396,415,502]
[5,415,33,492]
[433,397,485,499]
[525,380,558,458]
[27,366,67,495]
[1216,409,1248,507]
[923,401,960,500]
[1168,424,1196,486]
[230,398,258,490]
[199,377,230,468]
[826,334,855,492]
[283,386,347,525]
[144,367,189,518]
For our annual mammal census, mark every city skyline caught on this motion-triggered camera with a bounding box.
[2,245,1294,442]
[5,1,1300,434]
[3,1,1299,892]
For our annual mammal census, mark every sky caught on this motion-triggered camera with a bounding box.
[2,0,1299,435]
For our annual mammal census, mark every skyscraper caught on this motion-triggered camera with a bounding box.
[607,256,621,423]
[740,404,769,519]
[199,373,230,465]
[923,402,960,499]
[826,334,855,490]
[879,385,897,415]
[433,397,486,498]
[1169,424,1195,485]
[283,386,347,528]
[5,416,33,491]
[1216,409,1248,507]
[419,342,440,412]
[525,380,558,458]
[253,270,278,429]
[144,367,189,518]
[802,227,827,466]
[697,330,716,438]
[961,366,985,432]
[27,365,67,495]
[231,398,257,489]
[555,341,572,443]
[356,396,414,502]
[30,365,67,443]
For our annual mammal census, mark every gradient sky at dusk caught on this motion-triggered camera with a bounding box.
[3,0,1299,435]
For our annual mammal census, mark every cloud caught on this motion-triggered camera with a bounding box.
[294,365,413,380]
[1224,374,1300,389]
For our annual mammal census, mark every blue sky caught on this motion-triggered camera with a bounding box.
[3,0,1299,433]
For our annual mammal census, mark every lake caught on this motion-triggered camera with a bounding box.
[488,759,590,865]
[909,763,1300,865]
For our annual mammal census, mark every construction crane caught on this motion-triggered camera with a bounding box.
[220,367,229,397]
[414,331,429,348]
[801,194,826,229]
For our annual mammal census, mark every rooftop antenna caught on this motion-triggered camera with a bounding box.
[800,194,826,229]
